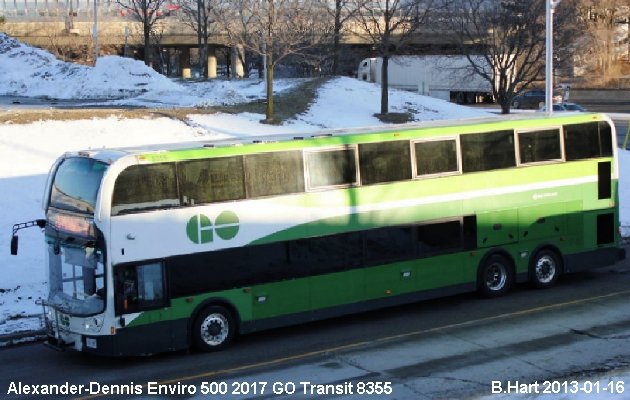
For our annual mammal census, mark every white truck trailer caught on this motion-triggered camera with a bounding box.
[357,55,493,104]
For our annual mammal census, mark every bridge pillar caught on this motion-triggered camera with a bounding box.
[207,47,217,79]
[180,47,192,79]
[231,45,245,79]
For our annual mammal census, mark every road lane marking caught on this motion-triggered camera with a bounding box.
[75,288,630,399]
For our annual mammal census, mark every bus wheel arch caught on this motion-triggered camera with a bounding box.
[477,250,515,298]
[190,300,239,352]
[529,247,563,289]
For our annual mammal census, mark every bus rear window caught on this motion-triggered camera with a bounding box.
[50,157,108,214]
[564,122,613,160]
[112,163,179,215]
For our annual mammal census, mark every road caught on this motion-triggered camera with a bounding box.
[1,245,629,399]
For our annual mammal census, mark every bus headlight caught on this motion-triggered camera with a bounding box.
[83,316,104,333]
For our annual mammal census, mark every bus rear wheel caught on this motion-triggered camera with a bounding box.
[530,249,561,289]
[478,254,514,297]
[192,305,235,352]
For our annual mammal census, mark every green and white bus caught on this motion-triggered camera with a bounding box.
[11,113,625,356]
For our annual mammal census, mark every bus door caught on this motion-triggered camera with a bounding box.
[114,262,174,352]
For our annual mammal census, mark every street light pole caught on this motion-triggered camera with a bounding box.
[545,0,561,115]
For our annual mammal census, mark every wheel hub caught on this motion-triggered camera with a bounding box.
[207,321,222,336]
[486,263,507,290]
[200,313,228,346]
[535,255,556,283]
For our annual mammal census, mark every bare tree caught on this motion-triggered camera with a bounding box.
[319,0,363,75]
[445,0,547,114]
[212,0,328,123]
[212,1,260,78]
[354,0,435,115]
[552,0,585,79]
[41,24,96,65]
[178,0,218,77]
[580,1,629,81]
[117,0,170,66]
[150,25,167,74]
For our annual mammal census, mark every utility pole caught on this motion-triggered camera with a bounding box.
[545,0,561,115]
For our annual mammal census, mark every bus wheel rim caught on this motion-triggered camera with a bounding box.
[535,255,556,284]
[486,262,507,291]
[200,313,229,346]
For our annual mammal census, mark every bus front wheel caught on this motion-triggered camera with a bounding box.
[530,249,561,289]
[192,305,235,352]
[478,254,514,297]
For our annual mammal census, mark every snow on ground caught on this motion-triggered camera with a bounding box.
[0,33,627,341]
[293,77,487,127]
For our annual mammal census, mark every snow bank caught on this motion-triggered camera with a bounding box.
[0,34,182,99]
[296,77,487,127]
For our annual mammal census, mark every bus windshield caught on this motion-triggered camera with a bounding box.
[47,243,105,316]
[50,157,108,214]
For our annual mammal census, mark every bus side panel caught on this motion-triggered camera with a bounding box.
[363,260,418,299]
[309,269,366,311]
[476,209,518,248]
[517,203,568,243]
[414,254,466,291]
[251,279,311,319]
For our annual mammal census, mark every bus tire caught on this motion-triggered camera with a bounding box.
[477,253,514,298]
[530,249,561,289]
[192,305,235,352]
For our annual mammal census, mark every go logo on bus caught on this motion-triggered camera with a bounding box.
[186,211,240,244]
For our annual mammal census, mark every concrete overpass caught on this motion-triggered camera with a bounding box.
[0,1,460,77]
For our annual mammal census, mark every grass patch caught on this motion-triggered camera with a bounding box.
[0,108,146,124]
[216,77,332,123]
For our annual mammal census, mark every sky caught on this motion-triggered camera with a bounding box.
[0,32,628,342]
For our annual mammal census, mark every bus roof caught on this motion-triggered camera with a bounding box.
[65,113,609,165]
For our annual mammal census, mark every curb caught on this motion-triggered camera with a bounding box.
[0,329,46,346]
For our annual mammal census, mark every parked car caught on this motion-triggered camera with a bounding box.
[560,102,586,112]
[512,90,563,109]
[539,102,586,112]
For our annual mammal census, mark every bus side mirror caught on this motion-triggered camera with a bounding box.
[10,235,18,255]
[10,219,46,255]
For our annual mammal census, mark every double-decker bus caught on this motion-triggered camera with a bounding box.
[11,113,625,356]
